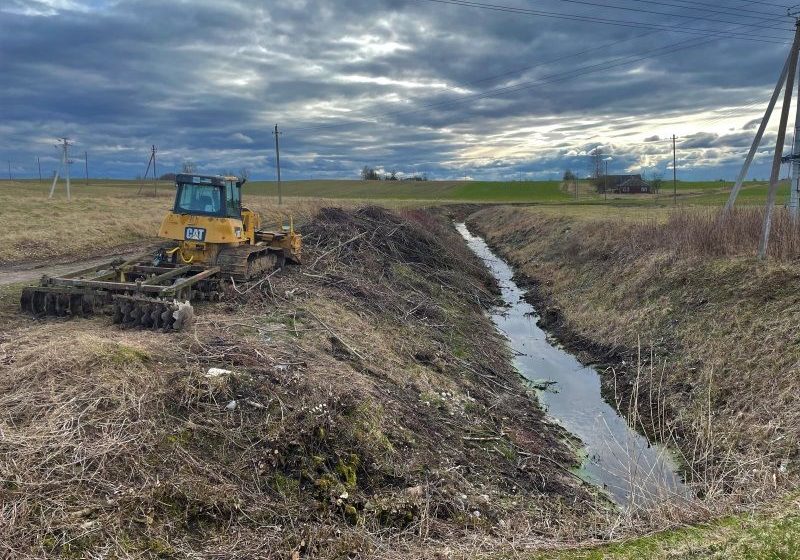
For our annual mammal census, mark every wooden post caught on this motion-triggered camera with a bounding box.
[273,124,282,205]
[759,24,800,259]
[725,56,791,214]
[152,145,158,197]
[672,135,677,206]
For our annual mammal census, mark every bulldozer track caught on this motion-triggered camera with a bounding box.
[216,245,282,281]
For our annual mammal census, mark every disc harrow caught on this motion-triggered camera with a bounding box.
[20,288,101,318]
[112,295,194,331]
[19,253,218,332]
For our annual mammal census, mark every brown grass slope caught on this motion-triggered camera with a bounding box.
[467,206,800,507]
[0,207,603,559]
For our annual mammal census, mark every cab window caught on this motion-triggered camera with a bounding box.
[225,181,241,217]
[176,183,222,215]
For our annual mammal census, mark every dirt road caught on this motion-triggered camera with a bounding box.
[0,249,144,287]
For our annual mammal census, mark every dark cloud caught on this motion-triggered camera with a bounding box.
[681,133,719,149]
[0,0,794,180]
[743,118,762,130]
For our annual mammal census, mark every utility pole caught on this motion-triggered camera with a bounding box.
[672,135,678,206]
[273,124,282,205]
[7,161,11,181]
[37,156,42,184]
[728,11,800,240]
[152,145,158,197]
[84,151,89,186]
[604,160,608,201]
[137,145,158,196]
[49,137,72,200]
[725,58,791,214]
[759,20,800,259]
[790,50,800,220]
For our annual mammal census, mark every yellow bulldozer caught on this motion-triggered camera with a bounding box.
[20,174,301,331]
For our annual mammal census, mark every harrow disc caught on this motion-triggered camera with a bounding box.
[112,296,194,332]
[20,287,96,318]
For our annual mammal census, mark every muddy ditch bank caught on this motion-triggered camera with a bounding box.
[1,207,615,559]
[466,205,799,509]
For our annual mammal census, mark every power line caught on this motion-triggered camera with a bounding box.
[456,5,785,90]
[544,0,793,29]
[411,7,742,97]
[284,0,793,177]
[286,0,787,135]
[643,0,787,18]
[739,0,792,9]
[292,29,787,134]
[372,0,785,104]
[290,0,790,136]
[412,0,795,36]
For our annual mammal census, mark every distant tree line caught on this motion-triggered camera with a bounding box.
[361,166,428,182]
[361,166,381,180]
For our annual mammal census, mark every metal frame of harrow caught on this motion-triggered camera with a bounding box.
[21,253,221,330]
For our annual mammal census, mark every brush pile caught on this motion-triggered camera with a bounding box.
[301,206,497,319]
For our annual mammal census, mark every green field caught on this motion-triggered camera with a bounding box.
[5,177,786,207]
[246,178,784,206]
[245,179,573,202]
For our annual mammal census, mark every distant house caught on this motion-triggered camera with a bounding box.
[599,174,653,194]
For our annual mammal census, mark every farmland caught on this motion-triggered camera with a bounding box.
[10,0,800,556]
[1,178,798,558]
[1,177,788,266]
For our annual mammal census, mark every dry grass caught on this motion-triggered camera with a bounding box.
[648,207,800,259]
[0,180,424,265]
[552,207,800,261]
[0,187,165,264]
[468,206,800,516]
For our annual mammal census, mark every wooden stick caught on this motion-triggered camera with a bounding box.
[307,310,366,362]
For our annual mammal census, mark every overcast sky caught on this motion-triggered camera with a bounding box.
[1,0,798,181]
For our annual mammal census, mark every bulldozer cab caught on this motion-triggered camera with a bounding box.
[174,174,244,219]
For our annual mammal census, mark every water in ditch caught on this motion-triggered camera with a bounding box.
[456,223,689,508]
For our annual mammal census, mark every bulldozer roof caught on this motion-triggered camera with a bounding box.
[175,173,243,186]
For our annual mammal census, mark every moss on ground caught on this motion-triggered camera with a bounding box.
[521,507,800,560]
